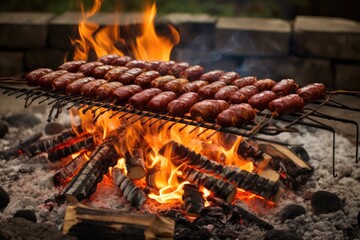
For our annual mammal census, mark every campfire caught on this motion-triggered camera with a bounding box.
[0,0,359,239]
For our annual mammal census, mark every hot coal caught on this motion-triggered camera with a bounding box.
[279,204,306,222]
[0,120,9,138]
[45,122,65,135]
[4,112,41,128]
[13,209,37,223]
[0,186,9,211]
[311,191,343,214]
[264,229,303,240]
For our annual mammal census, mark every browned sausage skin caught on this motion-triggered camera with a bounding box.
[156,61,176,75]
[233,76,257,89]
[78,62,104,76]
[198,81,227,99]
[150,75,176,88]
[180,65,204,81]
[168,92,200,116]
[161,78,189,94]
[268,94,304,117]
[98,54,120,65]
[271,79,299,97]
[169,62,190,77]
[26,68,53,86]
[81,79,107,97]
[200,70,225,83]
[190,99,229,122]
[104,67,129,82]
[95,82,123,99]
[180,80,208,94]
[118,68,143,85]
[125,60,151,70]
[147,91,177,112]
[58,60,86,72]
[253,79,276,92]
[229,85,258,104]
[218,71,240,85]
[52,72,85,92]
[217,103,256,127]
[134,70,161,88]
[129,88,162,109]
[248,90,277,111]
[111,56,132,66]
[66,77,94,95]
[214,85,239,102]
[296,83,326,103]
[38,70,69,88]
[111,85,142,103]
[92,65,115,79]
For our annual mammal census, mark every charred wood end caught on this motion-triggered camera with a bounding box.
[62,140,119,203]
[182,184,205,217]
[53,154,88,186]
[112,167,147,209]
[125,150,146,180]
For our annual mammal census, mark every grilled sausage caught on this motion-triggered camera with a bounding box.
[217,103,256,127]
[168,92,200,116]
[147,61,162,70]
[156,61,176,75]
[268,94,304,116]
[125,60,151,70]
[96,82,123,99]
[169,62,190,77]
[198,81,227,99]
[26,68,53,86]
[214,85,239,101]
[52,72,85,92]
[233,76,257,89]
[78,62,104,76]
[150,75,176,88]
[229,85,258,104]
[248,90,277,111]
[134,70,161,88]
[271,79,299,97]
[111,56,132,66]
[296,83,326,103]
[162,78,189,94]
[200,70,225,83]
[253,79,276,92]
[38,70,68,88]
[98,54,120,65]
[66,77,94,95]
[81,79,107,97]
[180,65,204,81]
[219,71,240,85]
[111,85,142,103]
[58,60,86,72]
[190,100,229,122]
[147,91,177,112]
[129,88,162,108]
[118,68,143,85]
[92,65,115,79]
[104,66,129,82]
[180,80,208,93]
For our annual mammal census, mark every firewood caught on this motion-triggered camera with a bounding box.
[182,167,236,203]
[23,126,83,157]
[124,149,146,180]
[0,131,43,159]
[53,153,88,186]
[159,141,281,202]
[237,139,271,168]
[112,167,147,209]
[182,184,205,217]
[62,136,119,203]
[258,143,313,189]
[63,203,175,240]
[47,135,94,162]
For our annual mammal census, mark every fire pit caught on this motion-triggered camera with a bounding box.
[0,1,360,239]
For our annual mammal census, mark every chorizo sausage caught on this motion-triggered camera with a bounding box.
[200,70,225,83]
[197,81,227,99]
[98,54,120,65]
[180,80,208,93]
[180,65,204,81]
[190,100,229,122]
[218,71,240,85]
[248,90,277,111]
[150,75,176,88]
[111,85,142,103]
[58,60,86,72]
[95,82,123,99]
[129,88,162,108]
[147,91,177,112]
[111,56,132,66]
[229,85,258,104]
[214,85,239,101]
[92,65,115,79]
[52,72,85,92]
[169,62,190,77]
[268,94,304,116]
[296,83,326,103]
[217,103,256,127]
[156,61,176,75]
[26,68,53,86]
[271,79,299,97]
[253,78,276,92]
[118,68,143,85]
[168,92,200,116]
[66,77,94,95]
[134,70,161,88]
[232,76,257,89]
[80,79,107,97]
[38,70,68,88]
[104,66,129,82]
[162,78,189,94]
[78,62,104,76]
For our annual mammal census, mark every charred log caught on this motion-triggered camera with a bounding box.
[53,154,88,186]
[112,167,147,209]
[182,184,205,217]
[0,132,43,160]
[258,143,313,189]
[24,126,83,157]
[48,135,94,162]
[61,137,119,203]
[159,141,281,201]
[125,149,146,180]
[63,203,175,240]
[237,139,270,167]
[182,167,236,203]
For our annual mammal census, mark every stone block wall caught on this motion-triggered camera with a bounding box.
[0,12,359,90]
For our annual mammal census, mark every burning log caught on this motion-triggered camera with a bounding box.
[61,136,119,203]
[63,203,175,240]
[159,141,281,201]
[24,126,83,157]
[258,143,313,189]
[0,132,43,160]
[124,149,146,180]
[182,184,205,217]
[112,167,147,209]
[53,154,88,186]
[237,139,271,168]
[182,167,236,203]
[47,135,94,162]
